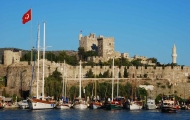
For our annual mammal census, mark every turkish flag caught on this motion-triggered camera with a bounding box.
[22,9,32,24]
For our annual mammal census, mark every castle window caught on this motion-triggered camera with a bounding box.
[109,43,111,45]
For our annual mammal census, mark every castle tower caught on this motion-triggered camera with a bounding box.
[4,50,22,66]
[79,33,98,51]
[172,43,177,64]
[97,36,114,58]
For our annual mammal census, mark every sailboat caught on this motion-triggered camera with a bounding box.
[89,66,103,109]
[106,58,123,110]
[125,66,143,110]
[56,60,71,109]
[72,60,88,109]
[28,22,56,110]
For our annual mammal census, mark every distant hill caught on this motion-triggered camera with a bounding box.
[0,48,78,64]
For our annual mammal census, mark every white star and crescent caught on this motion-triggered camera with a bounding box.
[25,14,29,19]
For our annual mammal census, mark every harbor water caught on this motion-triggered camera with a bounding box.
[0,108,190,120]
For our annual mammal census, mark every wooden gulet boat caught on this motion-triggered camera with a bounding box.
[28,22,55,110]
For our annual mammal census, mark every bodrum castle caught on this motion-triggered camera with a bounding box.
[0,33,190,99]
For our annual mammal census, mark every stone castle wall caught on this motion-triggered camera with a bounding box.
[0,65,7,77]
[1,59,190,98]
[4,50,21,66]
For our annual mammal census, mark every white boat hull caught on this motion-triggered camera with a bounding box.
[90,102,102,109]
[28,99,55,110]
[145,99,156,110]
[28,102,55,110]
[92,104,101,109]
[18,100,29,109]
[73,103,88,109]
[18,104,29,109]
[56,104,71,109]
[129,103,142,110]
[146,104,156,110]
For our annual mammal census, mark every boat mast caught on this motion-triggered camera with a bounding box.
[172,71,174,95]
[79,60,82,98]
[112,58,114,102]
[65,66,67,99]
[95,66,96,99]
[42,21,46,99]
[117,67,119,98]
[62,60,65,98]
[131,66,133,101]
[37,24,40,99]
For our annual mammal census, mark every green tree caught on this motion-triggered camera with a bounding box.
[138,87,148,100]
[124,82,132,99]
[131,59,143,66]
[98,72,103,78]
[45,68,63,100]
[124,67,129,78]
[46,52,57,62]
[86,69,94,78]
[68,86,78,101]
[103,70,110,78]
[147,58,157,63]
[78,47,85,60]
[84,51,98,58]
[57,51,67,62]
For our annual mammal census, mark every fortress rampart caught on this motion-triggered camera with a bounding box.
[1,59,190,99]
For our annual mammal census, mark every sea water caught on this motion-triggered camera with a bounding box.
[0,108,189,120]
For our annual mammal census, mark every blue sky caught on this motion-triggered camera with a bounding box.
[1,0,190,66]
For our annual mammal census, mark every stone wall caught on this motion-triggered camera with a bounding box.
[4,50,21,66]
[0,65,7,77]
[80,33,98,51]
[1,59,190,99]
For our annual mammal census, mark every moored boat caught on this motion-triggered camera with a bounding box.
[56,61,72,109]
[28,22,56,110]
[160,95,177,113]
[105,59,124,110]
[105,100,123,110]
[0,96,5,109]
[56,100,71,109]
[72,60,88,109]
[28,97,55,110]
[89,100,102,109]
[125,99,143,110]
[18,100,29,109]
[72,98,88,109]
[145,98,156,110]
[56,96,71,109]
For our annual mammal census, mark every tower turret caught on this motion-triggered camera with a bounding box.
[78,33,82,48]
[172,43,177,64]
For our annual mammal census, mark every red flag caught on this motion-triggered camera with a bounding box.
[22,9,32,24]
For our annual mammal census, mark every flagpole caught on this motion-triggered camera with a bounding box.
[30,8,34,97]
[30,8,33,64]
